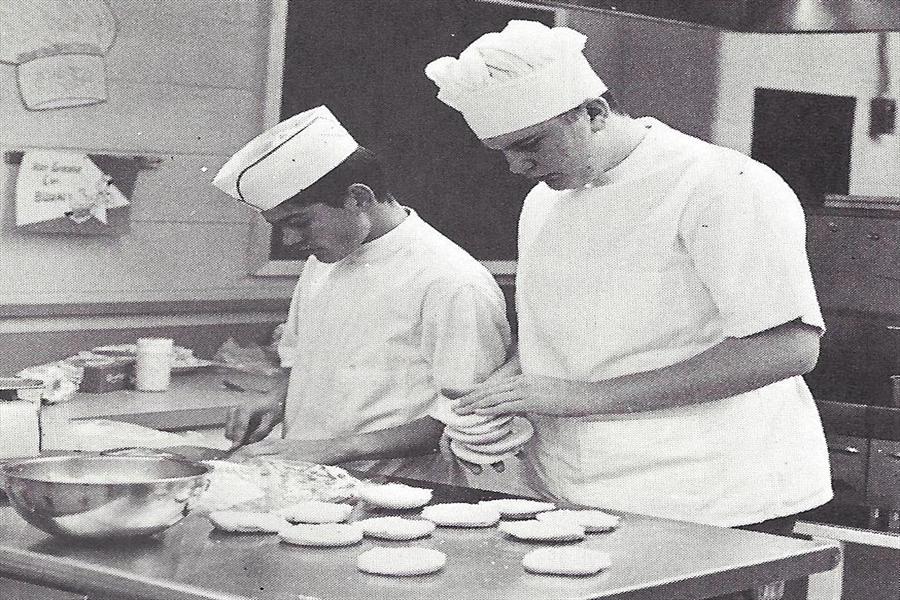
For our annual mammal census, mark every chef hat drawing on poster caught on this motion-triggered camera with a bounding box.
[0,0,118,110]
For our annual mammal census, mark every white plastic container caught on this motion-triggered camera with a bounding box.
[0,377,43,458]
[135,337,174,392]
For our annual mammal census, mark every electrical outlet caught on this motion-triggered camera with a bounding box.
[870,97,896,136]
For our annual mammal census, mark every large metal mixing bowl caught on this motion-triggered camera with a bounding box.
[2,454,211,539]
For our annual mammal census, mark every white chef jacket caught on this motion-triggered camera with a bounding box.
[277,209,511,483]
[516,118,832,527]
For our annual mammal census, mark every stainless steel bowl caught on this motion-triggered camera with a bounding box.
[2,454,211,539]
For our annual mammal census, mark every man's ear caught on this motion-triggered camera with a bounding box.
[585,98,611,132]
[343,183,377,209]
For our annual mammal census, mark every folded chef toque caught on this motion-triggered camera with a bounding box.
[425,20,607,139]
[212,106,359,211]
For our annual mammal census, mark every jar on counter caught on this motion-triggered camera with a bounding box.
[135,337,174,392]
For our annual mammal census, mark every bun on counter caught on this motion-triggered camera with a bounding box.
[522,547,611,576]
[275,500,352,524]
[420,502,501,527]
[279,523,363,547]
[536,509,620,533]
[208,510,287,534]
[356,516,436,541]
[479,498,556,519]
[357,547,446,576]
[499,520,585,542]
[357,482,433,510]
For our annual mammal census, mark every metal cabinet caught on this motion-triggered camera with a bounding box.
[826,434,869,502]
[867,439,900,512]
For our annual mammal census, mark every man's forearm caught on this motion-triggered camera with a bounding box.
[578,320,821,416]
[326,416,445,463]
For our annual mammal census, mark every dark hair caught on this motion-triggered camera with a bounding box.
[601,89,622,114]
[286,146,389,209]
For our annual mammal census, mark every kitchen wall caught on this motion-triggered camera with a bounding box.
[4,1,899,388]
[0,0,291,372]
[570,10,900,201]
[715,32,900,199]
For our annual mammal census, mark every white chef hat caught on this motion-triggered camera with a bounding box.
[212,106,359,211]
[425,20,607,139]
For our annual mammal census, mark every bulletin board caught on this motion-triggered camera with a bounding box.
[253,0,562,276]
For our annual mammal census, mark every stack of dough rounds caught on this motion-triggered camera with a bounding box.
[357,482,433,509]
[432,399,509,431]
[358,547,447,576]
[447,416,534,465]
[276,500,352,524]
[536,509,620,533]
[356,516,436,541]
[478,499,555,519]
[208,510,287,534]
[420,502,501,527]
[279,523,363,547]
[499,520,585,542]
[522,547,612,576]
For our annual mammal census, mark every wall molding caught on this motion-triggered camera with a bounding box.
[0,297,292,319]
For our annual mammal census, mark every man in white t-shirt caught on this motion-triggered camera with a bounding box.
[425,19,832,543]
[211,106,511,483]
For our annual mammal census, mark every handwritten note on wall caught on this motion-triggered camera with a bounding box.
[15,150,129,226]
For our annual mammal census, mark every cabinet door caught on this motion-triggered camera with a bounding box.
[867,439,900,510]
[826,434,869,501]
[0,577,86,600]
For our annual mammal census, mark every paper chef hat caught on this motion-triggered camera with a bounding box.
[425,20,607,139]
[212,106,359,211]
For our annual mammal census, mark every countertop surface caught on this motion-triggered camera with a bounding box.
[44,369,264,432]
[0,475,839,600]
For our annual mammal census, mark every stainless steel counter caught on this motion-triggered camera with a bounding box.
[0,477,839,600]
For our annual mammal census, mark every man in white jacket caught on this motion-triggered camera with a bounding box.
[212,106,512,483]
[426,20,832,532]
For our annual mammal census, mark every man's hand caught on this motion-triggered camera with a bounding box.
[225,396,285,450]
[452,375,590,417]
[224,374,290,451]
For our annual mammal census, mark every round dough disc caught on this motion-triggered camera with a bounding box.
[208,510,287,534]
[499,520,585,542]
[358,482,433,510]
[536,509,621,533]
[478,499,556,519]
[356,516,436,541]
[459,417,533,455]
[276,501,353,524]
[522,547,612,576]
[454,415,513,435]
[358,547,446,576]
[420,502,501,527]
[433,400,511,431]
[279,523,363,547]
[444,424,511,445]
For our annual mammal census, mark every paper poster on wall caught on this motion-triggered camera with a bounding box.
[0,0,118,110]
[14,150,130,234]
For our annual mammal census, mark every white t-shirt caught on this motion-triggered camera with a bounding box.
[516,118,832,527]
[278,209,511,483]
